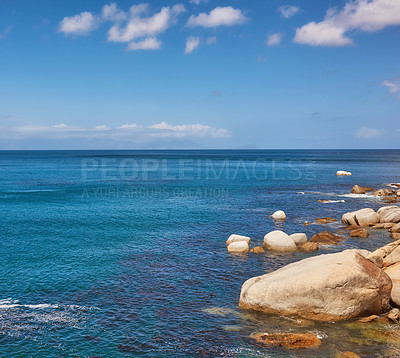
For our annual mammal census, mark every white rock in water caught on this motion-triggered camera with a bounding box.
[226,234,251,245]
[336,170,352,176]
[227,241,249,253]
[271,210,286,220]
[290,233,308,246]
[263,230,297,251]
[239,249,392,321]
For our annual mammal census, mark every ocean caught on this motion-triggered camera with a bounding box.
[1,149,400,357]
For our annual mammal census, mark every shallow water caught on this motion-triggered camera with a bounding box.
[0,150,400,357]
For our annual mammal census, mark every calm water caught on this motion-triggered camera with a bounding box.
[1,150,400,357]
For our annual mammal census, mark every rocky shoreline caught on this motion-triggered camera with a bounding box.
[225,182,400,352]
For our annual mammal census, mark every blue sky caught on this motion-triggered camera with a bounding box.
[0,0,399,149]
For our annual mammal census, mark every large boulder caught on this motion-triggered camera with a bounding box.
[378,206,400,223]
[239,249,392,321]
[290,233,308,246]
[226,234,251,245]
[263,230,297,251]
[342,208,380,226]
[271,210,286,220]
[227,241,249,253]
[384,263,400,307]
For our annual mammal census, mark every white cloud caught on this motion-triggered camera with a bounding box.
[277,5,299,19]
[0,25,13,40]
[294,0,400,46]
[190,0,207,4]
[185,36,200,54]
[356,126,383,138]
[382,78,400,94]
[59,12,98,35]
[211,90,222,97]
[128,37,161,51]
[0,115,14,121]
[186,6,247,28]
[4,122,231,140]
[266,33,283,46]
[108,4,185,43]
[102,3,127,22]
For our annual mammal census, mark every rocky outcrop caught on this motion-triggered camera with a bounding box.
[227,241,249,253]
[315,217,337,224]
[239,249,392,321]
[366,240,400,268]
[271,210,286,220]
[309,231,343,245]
[300,242,319,251]
[251,332,321,349]
[337,171,352,176]
[373,189,395,196]
[342,208,380,226]
[290,233,308,246]
[385,263,400,306]
[350,228,369,238]
[263,230,297,251]
[226,234,250,245]
[378,206,400,223]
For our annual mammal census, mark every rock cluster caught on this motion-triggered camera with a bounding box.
[226,234,250,253]
[263,230,313,252]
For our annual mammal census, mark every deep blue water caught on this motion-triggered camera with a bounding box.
[0,150,400,357]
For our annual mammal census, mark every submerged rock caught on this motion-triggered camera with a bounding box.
[251,332,321,349]
[300,242,319,251]
[309,231,343,245]
[290,233,308,246]
[351,185,366,194]
[227,241,249,253]
[342,208,380,226]
[271,210,286,220]
[350,228,369,238]
[226,234,250,245]
[263,230,297,252]
[239,250,392,321]
[315,217,337,224]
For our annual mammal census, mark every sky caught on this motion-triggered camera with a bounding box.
[0,0,399,149]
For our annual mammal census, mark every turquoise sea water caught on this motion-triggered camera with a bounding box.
[1,150,400,357]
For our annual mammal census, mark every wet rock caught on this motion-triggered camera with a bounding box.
[391,233,400,240]
[387,308,400,323]
[372,223,396,229]
[309,231,343,245]
[250,246,264,254]
[263,230,297,252]
[315,217,337,224]
[227,241,249,253]
[239,249,392,321]
[357,315,379,323]
[226,234,251,245]
[337,170,352,176]
[251,332,321,349]
[300,242,319,251]
[384,197,399,204]
[342,208,380,226]
[373,189,396,196]
[272,210,286,220]
[350,228,369,238]
[337,352,360,358]
[290,233,308,246]
[351,185,366,194]
[304,221,310,226]
[344,224,361,230]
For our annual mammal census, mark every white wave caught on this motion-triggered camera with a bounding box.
[0,298,98,311]
[318,200,345,203]
[338,193,377,199]
[297,191,305,194]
